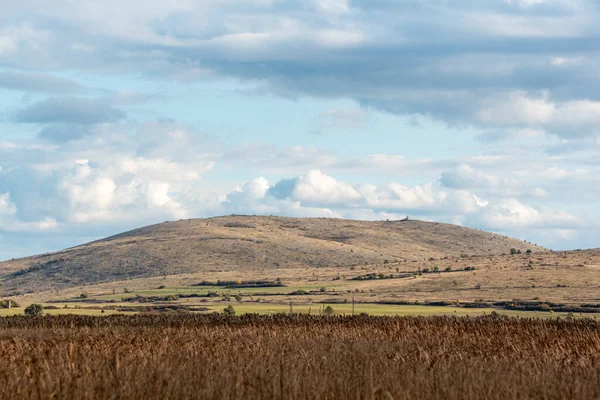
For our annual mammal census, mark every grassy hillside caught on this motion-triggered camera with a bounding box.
[0,216,545,295]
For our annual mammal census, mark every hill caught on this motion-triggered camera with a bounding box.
[0,216,546,295]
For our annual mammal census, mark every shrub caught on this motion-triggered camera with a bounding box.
[510,248,519,255]
[444,267,452,272]
[80,293,88,299]
[539,304,551,311]
[234,294,243,302]
[323,306,334,315]
[223,305,235,316]
[24,304,44,317]
[289,290,308,295]
[526,249,532,254]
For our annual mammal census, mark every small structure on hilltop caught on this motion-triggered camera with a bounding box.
[401,216,410,221]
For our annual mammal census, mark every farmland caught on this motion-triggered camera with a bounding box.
[1,314,600,399]
[2,217,600,319]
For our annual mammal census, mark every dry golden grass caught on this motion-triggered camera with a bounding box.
[1,314,600,399]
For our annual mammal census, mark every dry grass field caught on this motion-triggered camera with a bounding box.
[1,314,600,400]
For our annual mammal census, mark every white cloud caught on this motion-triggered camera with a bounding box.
[477,198,580,230]
[292,170,361,204]
[226,177,270,207]
[220,171,585,237]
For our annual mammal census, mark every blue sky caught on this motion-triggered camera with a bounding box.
[1,0,600,259]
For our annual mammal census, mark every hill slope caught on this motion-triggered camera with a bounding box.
[0,216,546,294]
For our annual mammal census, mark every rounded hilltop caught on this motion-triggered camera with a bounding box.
[0,215,547,294]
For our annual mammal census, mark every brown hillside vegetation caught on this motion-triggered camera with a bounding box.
[0,216,545,294]
[2,314,600,400]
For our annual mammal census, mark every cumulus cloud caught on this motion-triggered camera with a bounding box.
[0,123,217,236]
[290,170,362,204]
[221,170,585,238]
[475,198,581,230]
[225,177,271,214]
[238,171,466,217]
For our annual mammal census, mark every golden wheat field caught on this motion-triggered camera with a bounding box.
[1,314,600,400]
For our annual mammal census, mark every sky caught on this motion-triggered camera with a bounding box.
[1,0,600,260]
